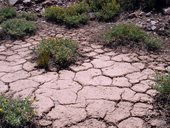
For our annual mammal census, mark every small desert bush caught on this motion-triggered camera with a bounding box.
[155,73,170,96]
[45,6,65,23]
[2,18,37,38]
[18,12,37,21]
[65,2,89,15]
[64,14,89,27]
[45,2,89,27]
[154,73,170,119]
[35,38,77,68]
[0,16,6,23]
[0,96,35,127]
[0,6,16,23]
[64,2,89,27]
[103,24,161,50]
[87,0,120,21]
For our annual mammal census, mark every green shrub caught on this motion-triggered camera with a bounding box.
[144,36,161,50]
[2,18,37,38]
[0,6,16,23]
[65,2,89,15]
[0,6,16,22]
[64,13,89,27]
[0,96,35,127]
[87,0,120,21]
[45,3,89,27]
[155,73,170,96]
[36,38,77,68]
[18,12,37,21]
[154,73,170,119]
[103,24,161,50]
[45,6,65,23]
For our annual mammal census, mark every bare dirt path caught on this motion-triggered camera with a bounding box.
[0,21,170,128]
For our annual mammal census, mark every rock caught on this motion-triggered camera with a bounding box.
[8,0,18,5]
[23,0,31,4]
[164,7,170,15]
[89,12,96,20]
[151,21,157,25]
[166,66,170,72]
[151,26,157,31]
[128,12,138,19]
[146,12,151,17]
[139,11,145,16]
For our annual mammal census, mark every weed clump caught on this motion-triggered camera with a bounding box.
[35,38,77,69]
[2,18,37,38]
[103,24,161,50]
[0,96,35,127]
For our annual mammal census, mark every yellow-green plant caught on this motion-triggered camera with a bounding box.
[87,0,120,21]
[18,12,37,21]
[36,38,77,68]
[155,73,170,96]
[2,18,37,38]
[45,2,89,27]
[0,96,35,127]
[45,6,65,23]
[0,6,16,23]
[103,24,161,50]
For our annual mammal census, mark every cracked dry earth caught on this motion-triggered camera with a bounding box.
[0,21,170,128]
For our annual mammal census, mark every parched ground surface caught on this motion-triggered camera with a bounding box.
[0,21,170,128]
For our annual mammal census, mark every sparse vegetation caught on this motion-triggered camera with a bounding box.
[0,6,16,23]
[103,24,161,50]
[35,38,77,69]
[64,14,89,27]
[45,0,120,26]
[45,6,65,23]
[45,2,89,27]
[0,95,35,127]
[154,73,170,121]
[87,0,120,21]
[18,12,37,21]
[155,73,170,96]
[2,18,37,38]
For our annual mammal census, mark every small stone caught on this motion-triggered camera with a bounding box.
[166,66,170,72]
[88,12,96,20]
[146,12,151,17]
[151,26,157,31]
[23,0,31,4]
[128,12,137,19]
[164,7,170,15]
[151,21,157,25]
[139,11,145,16]
[8,0,18,5]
